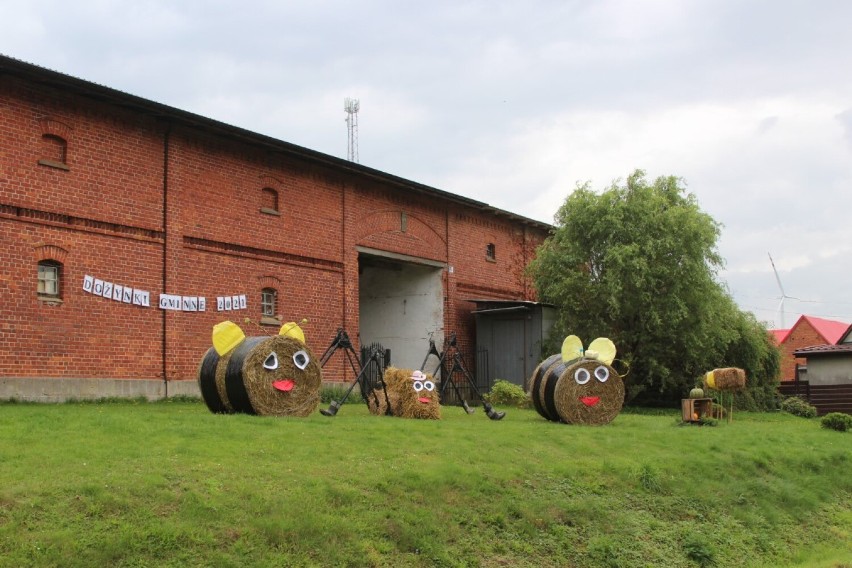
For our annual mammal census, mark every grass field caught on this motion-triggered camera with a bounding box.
[0,399,849,567]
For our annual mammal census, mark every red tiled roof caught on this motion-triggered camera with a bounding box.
[770,328,790,343]
[800,315,850,345]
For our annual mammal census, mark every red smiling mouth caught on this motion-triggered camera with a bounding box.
[418,397,431,404]
[273,380,295,392]
[580,396,600,407]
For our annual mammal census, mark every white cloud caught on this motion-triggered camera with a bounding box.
[3,0,852,327]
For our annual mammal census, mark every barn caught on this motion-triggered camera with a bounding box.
[0,55,551,401]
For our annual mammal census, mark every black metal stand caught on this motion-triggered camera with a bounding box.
[420,332,505,420]
[319,330,391,416]
[319,328,361,377]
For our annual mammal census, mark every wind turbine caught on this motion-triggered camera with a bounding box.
[768,252,797,329]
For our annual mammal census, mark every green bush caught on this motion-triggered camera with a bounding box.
[683,535,715,567]
[321,383,352,403]
[483,380,531,408]
[780,396,817,418]
[820,412,852,432]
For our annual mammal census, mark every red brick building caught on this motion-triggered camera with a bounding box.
[772,315,850,382]
[0,55,550,400]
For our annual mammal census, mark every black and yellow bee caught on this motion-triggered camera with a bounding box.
[529,335,624,425]
[197,320,322,417]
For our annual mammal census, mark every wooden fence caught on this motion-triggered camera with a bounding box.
[778,381,852,415]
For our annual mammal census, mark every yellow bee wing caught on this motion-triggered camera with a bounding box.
[704,370,716,389]
[588,337,616,365]
[279,321,306,344]
[212,321,246,356]
[561,335,584,362]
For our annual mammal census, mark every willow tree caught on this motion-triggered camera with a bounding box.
[530,170,779,406]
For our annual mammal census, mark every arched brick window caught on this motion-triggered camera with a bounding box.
[38,260,62,301]
[41,135,67,165]
[261,187,280,215]
[37,119,72,170]
[34,245,68,305]
[486,243,496,261]
[261,287,278,324]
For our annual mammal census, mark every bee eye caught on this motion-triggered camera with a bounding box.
[413,381,424,392]
[594,366,609,382]
[574,368,591,385]
[292,350,309,370]
[424,380,435,392]
[263,352,279,370]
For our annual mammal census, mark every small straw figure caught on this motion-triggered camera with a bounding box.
[367,367,441,419]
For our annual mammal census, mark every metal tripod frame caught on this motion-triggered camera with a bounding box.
[420,331,505,420]
[319,329,391,416]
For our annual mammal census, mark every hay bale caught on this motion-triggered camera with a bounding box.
[533,359,568,422]
[366,387,399,416]
[223,335,322,417]
[371,367,441,420]
[704,367,746,391]
[214,350,235,412]
[198,347,231,414]
[553,360,624,425]
[525,353,562,394]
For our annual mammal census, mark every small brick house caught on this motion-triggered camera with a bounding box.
[789,326,852,415]
[0,55,551,401]
[772,315,850,382]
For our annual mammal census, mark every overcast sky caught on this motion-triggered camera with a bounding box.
[3,0,852,330]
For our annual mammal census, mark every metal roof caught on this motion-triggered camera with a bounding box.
[0,54,552,232]
[793,344,852,357]
[467,298,555,315]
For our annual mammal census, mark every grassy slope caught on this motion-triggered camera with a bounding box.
[0,400,849,567]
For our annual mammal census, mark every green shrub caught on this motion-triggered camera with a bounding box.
[321,383,352,403]
[683,535,715,567]
[483,380,531,408]
[780,396,817,418]
[820,412,852,432]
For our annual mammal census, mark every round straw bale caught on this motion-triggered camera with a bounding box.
[213,350,235,412]
[197,347,232,414]
[553,359,624,425]
[224,335,322,417]
[534,360,568,422]
[526,353,562,394]
[530,355,559,419]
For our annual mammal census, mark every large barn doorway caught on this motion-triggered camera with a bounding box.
[358,248,445,370]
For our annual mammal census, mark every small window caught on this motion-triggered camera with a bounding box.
[260,188,280,215]
[486,243,496,261]
[261,287,278,324]
[38,134,69,170]
[38,260,62,301]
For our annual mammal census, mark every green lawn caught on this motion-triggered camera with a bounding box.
[0,400,849,567]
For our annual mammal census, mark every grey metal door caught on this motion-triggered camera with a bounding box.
[492,318,526,386]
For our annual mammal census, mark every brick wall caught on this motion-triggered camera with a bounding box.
[778,320,826,381]
[0,67,549,391]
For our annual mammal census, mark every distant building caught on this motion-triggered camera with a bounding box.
[771,315,851,382]
[789,324,852,415]
[0,55,551,401]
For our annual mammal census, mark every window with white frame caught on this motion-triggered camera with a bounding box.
[261,287,278,322]
[37,260,62,300]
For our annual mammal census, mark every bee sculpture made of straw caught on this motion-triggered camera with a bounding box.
[528,335,625,425]
[197,320,322,417]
